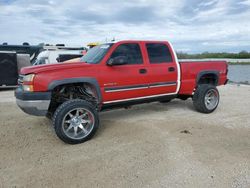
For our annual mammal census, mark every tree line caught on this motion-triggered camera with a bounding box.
[176,51,250,59]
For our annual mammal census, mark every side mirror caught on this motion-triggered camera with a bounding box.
[107,56,128,66]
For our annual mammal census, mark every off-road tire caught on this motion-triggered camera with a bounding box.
[53,99,99,144]
[193,84,219,113]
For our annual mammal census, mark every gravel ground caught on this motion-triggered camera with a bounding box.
[0,84,249,188]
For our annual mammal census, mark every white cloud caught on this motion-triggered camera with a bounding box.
[239,0,250,6]
[0,0,249,52]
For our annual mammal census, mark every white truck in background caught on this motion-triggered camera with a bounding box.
[33,45,87,65]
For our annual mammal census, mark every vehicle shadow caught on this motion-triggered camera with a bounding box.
[100,99,195,119]
[97,99,196,136]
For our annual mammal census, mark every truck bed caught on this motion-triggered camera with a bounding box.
[178,60,228,95]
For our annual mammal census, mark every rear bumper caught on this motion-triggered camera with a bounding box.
[15,87,51,116]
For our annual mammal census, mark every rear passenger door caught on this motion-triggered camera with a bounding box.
[144,43,178,95]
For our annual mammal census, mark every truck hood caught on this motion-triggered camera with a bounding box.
[20,62,90,74]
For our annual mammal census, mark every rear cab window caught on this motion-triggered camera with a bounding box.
[146,43,173,63]
[110,43,143,65]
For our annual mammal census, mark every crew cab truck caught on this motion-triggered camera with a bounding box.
[15,40,228,144]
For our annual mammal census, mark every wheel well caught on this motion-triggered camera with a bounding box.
[197,73,218,86]
[48,83,99,115]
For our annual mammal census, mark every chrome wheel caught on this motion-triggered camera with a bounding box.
[62,108,95,140]
[204,89,219,110]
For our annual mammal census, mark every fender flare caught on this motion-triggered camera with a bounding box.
[196,70,219,86]
[48,77,102,102]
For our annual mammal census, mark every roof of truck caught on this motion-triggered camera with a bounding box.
[106,40,170,43]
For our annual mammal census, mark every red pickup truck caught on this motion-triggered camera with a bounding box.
[15,40,228,144]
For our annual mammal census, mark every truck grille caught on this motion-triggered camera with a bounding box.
[18,75,24,85]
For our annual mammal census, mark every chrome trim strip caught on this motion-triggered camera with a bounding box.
[105,86,148,93]
[105,82,176,93]
[168,41,180,94]
[149,83,176,88]
[103,92,176,104]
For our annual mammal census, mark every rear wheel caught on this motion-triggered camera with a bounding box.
[193,84,219,113]
[53,99,99,144]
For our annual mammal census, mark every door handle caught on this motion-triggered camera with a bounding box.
[139,69,147,74]
[168,67,175,72]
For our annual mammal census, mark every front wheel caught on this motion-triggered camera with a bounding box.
[193,84,220,113]
[53,99,99,144]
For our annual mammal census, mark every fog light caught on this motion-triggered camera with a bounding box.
[23,85,34,92]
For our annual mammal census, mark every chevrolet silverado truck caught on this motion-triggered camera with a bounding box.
[15,40,228,144]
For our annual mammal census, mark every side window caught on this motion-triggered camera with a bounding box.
[146,43,173,63]
[110,43,143,64]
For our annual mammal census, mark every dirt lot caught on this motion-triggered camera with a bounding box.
[0,84,249,188]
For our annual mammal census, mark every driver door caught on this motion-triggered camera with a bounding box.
[100,43,148,103]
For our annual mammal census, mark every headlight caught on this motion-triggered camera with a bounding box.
[22,74,35,92]
[23,74,35,82]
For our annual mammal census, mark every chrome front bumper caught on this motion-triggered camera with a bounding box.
[15,87,51,116]
[16,99,51,116]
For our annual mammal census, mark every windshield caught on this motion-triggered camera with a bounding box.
[33,57,47,65]
[33,51,48,65]
[80,43,113,64]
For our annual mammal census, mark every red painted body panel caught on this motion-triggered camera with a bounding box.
[179,61,228,95]
[98,41,179,102]
[140,41,178,95]
[20,40,228,104]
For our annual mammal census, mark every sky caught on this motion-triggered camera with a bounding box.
[0,0,250,53]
